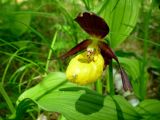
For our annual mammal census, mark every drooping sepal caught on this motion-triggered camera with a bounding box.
[60,39,92,59]
[120,67,132,91]
[75,12,109,39]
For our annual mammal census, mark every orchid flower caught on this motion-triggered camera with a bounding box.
[61,12,132,91]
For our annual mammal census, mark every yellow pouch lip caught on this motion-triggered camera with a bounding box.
[66,51,104,85]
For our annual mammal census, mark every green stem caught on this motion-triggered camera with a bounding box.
[82,0,90,10]
[1,47,27,85]
[18,69,28,93]
[140,0,155,100]
[29,112,37,120]
[96,79,102,94]
[0,82,15,114]
[45,31,58,73]
[107,60,114,95]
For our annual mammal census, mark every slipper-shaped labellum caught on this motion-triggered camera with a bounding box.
[66,50,104,85]
[61,12,132,91]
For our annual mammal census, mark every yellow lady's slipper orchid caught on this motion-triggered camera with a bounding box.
[61,12,132,91]
[66,49,104,85]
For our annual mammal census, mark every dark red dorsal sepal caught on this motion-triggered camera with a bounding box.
[75,12,109,39]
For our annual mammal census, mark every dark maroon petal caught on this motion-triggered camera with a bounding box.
[60,39,92,59]
[75,12,109,39]
[120,67,132,91]
[98,41,132,91]
[98,41,118,65]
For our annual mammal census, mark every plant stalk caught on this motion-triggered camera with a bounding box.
[107,60,115,95]
[96,79,102,94]
[0,82,15,114]
[45,31,58,73]
[140,0,155,100]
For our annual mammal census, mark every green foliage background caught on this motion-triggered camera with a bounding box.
[0,0,160,120]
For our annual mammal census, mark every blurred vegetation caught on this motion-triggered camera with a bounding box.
[0,0,160,120]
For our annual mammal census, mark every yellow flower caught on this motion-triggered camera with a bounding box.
[66,49,104,85]
[61,12,132,91]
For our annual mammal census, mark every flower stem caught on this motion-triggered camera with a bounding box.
[108,60,115,95]
[96,79,102,94]
[45,31,58,73]
[0,82,15,114]
[140,0,155,100]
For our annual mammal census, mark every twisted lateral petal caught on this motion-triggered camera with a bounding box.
[98,41,118,65]
[98,41,132,91]
[60,39,92,59]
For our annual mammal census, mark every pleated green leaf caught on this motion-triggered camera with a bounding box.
[37,91,141,120]
[118,57,141,81]
[12,98,37,120]
[17,72,74,103]
[17,72,141,120]
[99,0,141,48]
[135,99,160,119]
[10,13,31,36]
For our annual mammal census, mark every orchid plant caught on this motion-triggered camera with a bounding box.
[61,12,132,91]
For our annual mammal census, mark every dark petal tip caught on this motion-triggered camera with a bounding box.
[120,68,132,91]
[75,12,109,38]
